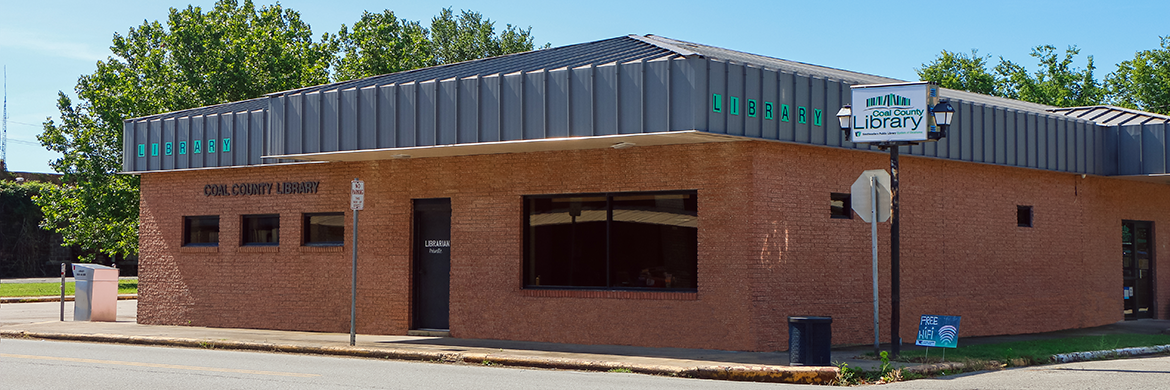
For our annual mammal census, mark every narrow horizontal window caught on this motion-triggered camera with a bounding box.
[523,190,698,291]
[304,212,344,246]
[183,216,219,246]
[242,214,280,246]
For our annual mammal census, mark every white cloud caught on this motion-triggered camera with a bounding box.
[0,28,109,62]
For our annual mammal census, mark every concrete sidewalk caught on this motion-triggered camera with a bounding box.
[1,300,850,384]
[2,299,1168,385]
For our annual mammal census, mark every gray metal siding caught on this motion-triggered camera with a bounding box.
[124,56,1170,178]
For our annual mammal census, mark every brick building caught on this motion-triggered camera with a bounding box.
[125,35,1170,352]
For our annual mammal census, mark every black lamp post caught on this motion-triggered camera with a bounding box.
[838,97,955,358]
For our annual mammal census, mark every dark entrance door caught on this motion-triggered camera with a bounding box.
[1122,220,1155,320]
[413,199,451,330]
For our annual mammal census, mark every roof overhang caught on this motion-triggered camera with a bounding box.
[263,131,746,162]
[1109,173,1170,185]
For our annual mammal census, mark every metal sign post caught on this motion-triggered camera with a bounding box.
[60,262,66,321]
[851,169,890,357]
[350,179,365,346]
[844,81,950,358]
[890,147,901,358]
[870,176,879,356]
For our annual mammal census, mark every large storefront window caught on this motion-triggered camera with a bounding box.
[524,191,698,290]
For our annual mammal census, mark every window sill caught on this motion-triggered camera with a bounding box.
[178,246,218,253]
[237,245,279,253]
[300,245,343,253]
[521,289,698,300]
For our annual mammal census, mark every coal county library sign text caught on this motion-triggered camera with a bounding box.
[850,82,938,143]
[203,181,321,197]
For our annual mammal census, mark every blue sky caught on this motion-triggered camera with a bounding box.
[1,0,1167,173]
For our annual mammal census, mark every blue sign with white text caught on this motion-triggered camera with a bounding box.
[916,315,961,348]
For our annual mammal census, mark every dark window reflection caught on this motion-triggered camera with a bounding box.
[184,216,219,246]
[830,193,851,219]
[524,191,697,290]
[304,213,344,246]
[242,214,280,245]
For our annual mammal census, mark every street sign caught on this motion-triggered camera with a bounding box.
[350,179,365,211]
[916,315,961,348]
[851,170,891,222]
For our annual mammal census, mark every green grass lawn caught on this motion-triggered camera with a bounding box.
[897,334,1170,365]
[0,281,138,297]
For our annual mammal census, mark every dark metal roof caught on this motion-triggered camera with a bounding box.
[635,35,1061,116]
[1049,105,1170,126]
[638,35,900,85]
[272,35,678,96]
[131,34,1074,122]
[129,97,267,122]
[132,35,676,122]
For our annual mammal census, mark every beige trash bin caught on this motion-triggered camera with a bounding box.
[72,263,119,321]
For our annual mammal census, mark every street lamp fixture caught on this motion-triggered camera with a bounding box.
[932,100,954,129]
[836,105,852,130]
[927,100,954,140]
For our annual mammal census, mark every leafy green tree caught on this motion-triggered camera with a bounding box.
[1,180,61,277]
[1106,37,1170,114]
[333,8,545,81]
[428,8,545,66]
[916,49,996,95]
[918,45,1104,108]
[333,10,431,81]
[37,0,333,261]
[994,45,1104,107]
[38,2,544,261]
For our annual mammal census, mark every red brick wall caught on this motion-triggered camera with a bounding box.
[140,142,759,350]
[138,140,1170,352]
[747,141,1170,351]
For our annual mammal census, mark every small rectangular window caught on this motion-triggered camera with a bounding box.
[183,216,219,246]
[831,193,852,219]
[1017,206,1033,227]
[304,212,344,246]
[242,214,280,245]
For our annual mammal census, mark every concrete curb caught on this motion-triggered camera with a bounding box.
[897,343,1170,377]
[1051,344,1170,363]
[0,330,838,384]
[0,295,138,304]
[902,361,969,375]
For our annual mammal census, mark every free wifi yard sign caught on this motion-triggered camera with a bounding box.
[916,315,961,348]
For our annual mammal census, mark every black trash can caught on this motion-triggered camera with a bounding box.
[788,316,832,366]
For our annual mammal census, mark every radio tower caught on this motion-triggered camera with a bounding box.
[2,65,7,167]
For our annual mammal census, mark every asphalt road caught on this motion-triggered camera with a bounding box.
[0,339,809,390]
[886,355,1170,390]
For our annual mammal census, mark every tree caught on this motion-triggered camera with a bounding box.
[428,8,545,66]
[994,45,1103,107]
[36,0,333,261]
[38,1,544,260]
[916,49,996,95]
[1106,36,1170,115]
[918,45,1104,108]
[333,7,545,81]
[333,10,430,81]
